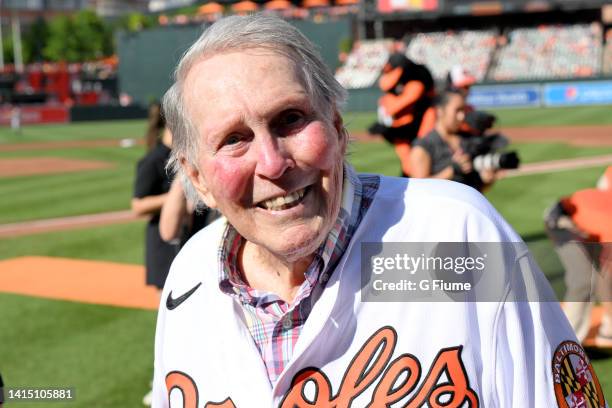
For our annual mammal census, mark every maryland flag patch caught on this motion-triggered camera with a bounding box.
[553,341,607,408]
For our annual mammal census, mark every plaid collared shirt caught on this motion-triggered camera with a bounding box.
[218,164,380,384]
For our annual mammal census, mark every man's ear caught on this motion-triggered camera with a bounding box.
[332,109,348,154]
[180,157,217,209]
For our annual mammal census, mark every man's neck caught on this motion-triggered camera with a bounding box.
[239,240,315,303]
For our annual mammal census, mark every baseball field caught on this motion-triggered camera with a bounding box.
[1,105,611,406]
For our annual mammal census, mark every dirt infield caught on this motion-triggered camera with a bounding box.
[0,210,144,238]
[0,138,141,152]
[0,157,115,177]
[502,125,612,146]
[352,123,612,145]
[504,154,612,177]
[0,256,158,310]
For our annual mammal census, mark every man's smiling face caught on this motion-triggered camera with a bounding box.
[182,49,345,261]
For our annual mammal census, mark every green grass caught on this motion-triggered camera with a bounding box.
[592,357,612,399]
[0,221,146,264]
[0,293,156,408]
[509,142,612,164]
[0,145,145,224]
[343,111,378,133]
[488,105,612,127]
[0,119,147,144]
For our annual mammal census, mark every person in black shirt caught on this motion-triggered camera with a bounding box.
[131,104,177,290]
[133,104,179,407]
[409,89,496,191]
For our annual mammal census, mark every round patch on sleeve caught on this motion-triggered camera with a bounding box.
[552,341,606,408]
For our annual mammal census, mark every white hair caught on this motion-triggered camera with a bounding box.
[162,14,348,206]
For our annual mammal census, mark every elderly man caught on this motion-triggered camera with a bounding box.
[153,15,606,408]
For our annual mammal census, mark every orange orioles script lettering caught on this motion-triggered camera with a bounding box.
[280,327,478,407]
[165,326,479,407]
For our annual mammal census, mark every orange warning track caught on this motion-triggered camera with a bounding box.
[0,256,159,310]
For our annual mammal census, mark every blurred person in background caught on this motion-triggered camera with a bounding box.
[131,102,177,406]
[10,106,21,135]
[159,176,221,246]
[131,102,177,291]
[145,102,166,151]
[151,14,605,407]
[409,88,497,192]
[545,166,612,347]
[445,65,499,141]
[415,64,478,138]
[446,65,477,98]
[368,52,435,176]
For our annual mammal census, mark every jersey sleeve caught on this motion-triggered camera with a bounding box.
[492,253,608,407]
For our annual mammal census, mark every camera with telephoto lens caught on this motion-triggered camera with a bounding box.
[462,134,520,171]
[460,110,520,171]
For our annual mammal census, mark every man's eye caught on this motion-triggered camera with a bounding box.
[273,110,307,135]
[224,134,244,146]
[283,111,303,125]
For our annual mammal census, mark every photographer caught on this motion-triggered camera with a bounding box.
[409,88,497,191]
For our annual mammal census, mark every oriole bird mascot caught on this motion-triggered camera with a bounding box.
[368,53,435,176]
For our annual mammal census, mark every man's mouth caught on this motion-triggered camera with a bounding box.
[257,186,310,211]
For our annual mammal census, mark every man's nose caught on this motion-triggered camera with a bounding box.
[254,132,294,179]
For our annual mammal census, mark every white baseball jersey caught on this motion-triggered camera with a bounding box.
[152,176,607,408]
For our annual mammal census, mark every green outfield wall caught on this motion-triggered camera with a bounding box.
[117,18,352,106]
[117,25,203,106]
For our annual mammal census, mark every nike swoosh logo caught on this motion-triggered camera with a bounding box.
[166,282,202,310]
